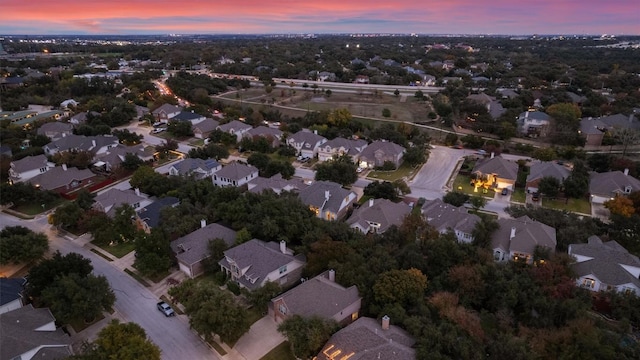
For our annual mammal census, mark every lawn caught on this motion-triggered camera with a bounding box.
[68,312,106,333]
[260,341,296,360]
[96,241,136,258]
[544,197,592,214]
[246,306,266,325]
[368,163,416,182]
[510,189,527,204]
[452,174,494,199]
[13,197,66,215]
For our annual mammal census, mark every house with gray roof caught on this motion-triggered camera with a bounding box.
[472,155,519,191]
[466,93,506,120]
[218,239,306,291]
[492,215,557,263]
[0,278,27,315]
[135,196,179,233]
[589,169,640,204]
[134,105,149,120]
[217,120,253,142]
[298,181,357,221]
[526,161,571,194]
[152,103,182,122]
[94,144,154,172]
[171,111,206,123]
[247,173,308,195]
[497,88,519,99]
[569,235,640,296]
[517,110,552,137]
[93,188,153,217]
[421,198,481,243]
[9,154,54,183]
[270,270,361,325]
[597,113,640,130]
[36,122,73,140]
[0,304,73,360]
[27,165,96,194]
[579,117,608,146]
[193,118,219,139]
[43,134,118,156]
[169,158,221,179]
[286,130,328,159]
[171,221,237,278]
[244,126,283,147]
[316,316,416,360]
[358,140,405,169]
[69,111,100,125]
[348,198,411,234]
[317,137,368,162]
[212,161,258,187]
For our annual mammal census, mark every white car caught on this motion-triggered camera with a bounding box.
[151,128,166,134]
[356,167,364,173]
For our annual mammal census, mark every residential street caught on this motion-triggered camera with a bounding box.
[0,213,218,360]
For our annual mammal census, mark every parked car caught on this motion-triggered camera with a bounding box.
[151,128,166,134]
[501,188,508,196]
[356,167,364,173]
[532,192,540,201]
[157,301,175,317]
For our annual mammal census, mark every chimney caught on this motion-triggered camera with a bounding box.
[510,226,516,240]
[134,188,140,196]
[381,315,390,330]
[369,198,374,207]
[200,219,206,228]
[328,269,335,282]
[314,129,318,135]
[325,190,331,201]
[491,152,495,159]
[92,139,97,148]
[624,168,629,176]
[280,240,287,254]
[62,163,67,171]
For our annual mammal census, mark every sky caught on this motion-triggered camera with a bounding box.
[2,0,639,35]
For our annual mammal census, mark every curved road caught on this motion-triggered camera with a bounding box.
[0,213,217,360]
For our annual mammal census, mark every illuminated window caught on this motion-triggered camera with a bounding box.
[582,278,595,289]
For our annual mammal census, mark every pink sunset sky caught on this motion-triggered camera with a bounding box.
[2,0,639,35]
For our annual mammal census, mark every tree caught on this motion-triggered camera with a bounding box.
[112,129,143,145]
[188,143,229,160]
[444,133,459,146]
[155,139,178,159]
[364,181,399,201]
[49,201,84,230]
[538,176,561,198]
[41,272,115,323]
[604,196,635,217]
[167,120,193,137]
[134,229,172,278]
[327,108,352,128]
[404,145,427,167]
[247,152,270,171]
[443,192,470,207]
[314,155,358,186]
[382,108,391,117]
[121,153,144,171]
[373,268,428,307]
[75,320,161,360]
[532,147,557,162]
[415,90,424,100]
[247,281,281,309]
[563,160,589,199]
[469,195,487,212]
[26,251,93,299]
[75,189,96,210]
[278,315,339,359]
[0,226,49,265]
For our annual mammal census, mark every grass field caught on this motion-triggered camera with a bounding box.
[96,241,136,258]
[510,189,527,203]
[544,197,591,214]
[368,163,416,182]
[452,174,493,199]
[260,342,296,360]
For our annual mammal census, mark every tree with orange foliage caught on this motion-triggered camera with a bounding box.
[604,196,635,217]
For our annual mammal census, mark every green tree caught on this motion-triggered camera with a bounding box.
[75,189,96,210]
[41,272,115,323]
[327,108,352,128]
[26,251,93,299]
[469,195,487,212]
[364,181,399,201]
[563,160,589,199]
[538,176,561,198]
[49,201,84,230]
[373,268,428,307]
[404,145,427,167]
[76,320,161,360]
[134,229,172,278]
[382,108,391,117]
[314,155,358,186]
[278,315,339,359]
[415,90,424,100]
[247,281,281,309]
[0,226,49,265]
[167,120,193,137]
[443,192,470,207]
[121,153,144,171]
[532,147,557,162]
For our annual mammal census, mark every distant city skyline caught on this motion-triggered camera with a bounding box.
[2,0,639,36]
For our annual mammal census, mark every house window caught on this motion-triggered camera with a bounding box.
[40,167,47,173]
[351,312,359,321]
[279,265,287,274]
[624,186,632,194]
[278,304,287,315]
[582,278,596,289]
[133,202,140,208]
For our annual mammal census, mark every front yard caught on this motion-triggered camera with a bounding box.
[368,162,417,182]
[260,341,296,360]
[95,241,136,258]
[543,197,592,214]
[510,189,527,204]
[452,174,494,199]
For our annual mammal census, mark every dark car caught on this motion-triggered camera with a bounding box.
[501,188,508,196]
[532,192,540,201]
[157,301,175,317]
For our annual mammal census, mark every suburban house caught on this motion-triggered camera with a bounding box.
[135,196,179,233]
[93,188,153,217]
[517,110,552,137]
[36,122,73,140]
[569,235,640,295]
[317,137,368,162]
[472,155,519,191]
[9,154,55,183]
[171,221,237,278]
[94,144,154,172]
[270,270,361,325]
[579,117,608,146]
[526,161,571,194]
[218,239,306,291]
[69,111,100,125]
[589,169,640,204]
[43,134,118,156]
[247,173,308,194]
[421,198,481,243]
[212,161,259,187]
[358,140,406,169]
[298,181,357,221]
[27,165,96,194]
[193,118,219,139]
[171,111,206,123]
[286,130,328,159]
[134,105,149,120]
[0,277,27,315]
[597,113,640,130]
[152,103,182,122]
[466,93,506,120]
[492,216,557,263]
[169,158,221,179]
[217,120,253,142]
[243,126,283,147]
[0,305,73,360]
[316,316,416,360]
[347,198,411,234]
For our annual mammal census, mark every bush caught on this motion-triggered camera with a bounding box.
[227,281,241,295]
[382,108,391,117]
[376,161,397,171]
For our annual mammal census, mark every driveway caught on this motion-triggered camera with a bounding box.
[408,145,467,199]
[233,315,285,360]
